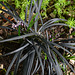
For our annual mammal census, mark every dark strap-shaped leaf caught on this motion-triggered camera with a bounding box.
[38,18,67,32]
[0,14,13,24]
[0,33,35,43]
[22,51,35,75]
[13,41,25,75]
[0,43,29,56]
[0,1,12,13]
[50,50,63,75]
[5,2,19,17]
[0,26,17,31]
[33,45,44,75]
[5,53,19,75]
[39,37,75,73]
[33,0,43,26]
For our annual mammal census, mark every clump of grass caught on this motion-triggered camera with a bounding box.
[0,0,75,75]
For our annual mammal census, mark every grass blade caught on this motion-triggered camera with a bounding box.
[52,42,73,55]
[39,37,75,73]
[19,50,35,63]
[31,58,39,75]
[0,14,13,24]
[5,2,19,17]
[22,51,35,75]
[38,18,67,32]
[0,33,35,43]
[33,0,43,26]
[5,53,19,75]
[51,50,63,75]
[28,0,33,24]
[33,44,44,75]
[50,44,75,73]
[0,43,29,56]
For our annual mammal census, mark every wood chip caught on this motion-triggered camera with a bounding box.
[0,53,2,55]
[0,64,3,69]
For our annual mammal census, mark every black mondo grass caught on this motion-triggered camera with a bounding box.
[0,0,75,75]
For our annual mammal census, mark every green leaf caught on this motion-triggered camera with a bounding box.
[10,71,14,75]
[15,0,20,8]
[70,32,75,36]
[20,11,25,20]
[27,13,38,32]
[18,25,20,36]
[67,55,75,60]
[50,38,52,41]
[45,53,47,60]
